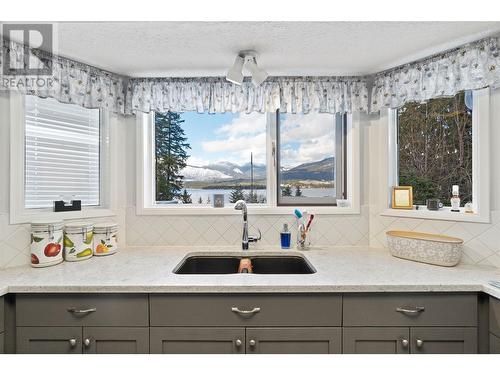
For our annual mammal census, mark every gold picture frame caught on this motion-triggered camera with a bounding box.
[391,186,413,209]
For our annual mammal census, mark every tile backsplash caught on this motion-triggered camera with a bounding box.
[369,207,500,267]
[125,205,370,248]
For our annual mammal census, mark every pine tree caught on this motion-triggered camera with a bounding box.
[295,184,303,197]
[206,195,211,204]
[282,185,292,196]
[229,185,245,203]
[197,197,203,204]
[180,189,192,204]
[246,191,258,203]
[155,112,191,201]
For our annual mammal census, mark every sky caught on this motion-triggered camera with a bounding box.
[179,111,335,168]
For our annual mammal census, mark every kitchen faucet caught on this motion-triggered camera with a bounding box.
[234,200,261,250]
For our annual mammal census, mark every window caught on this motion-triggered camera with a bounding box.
[24,96,101,208]
[9,93,113,224]
[277,112,345,205]
[138,109,360,214]
[387,88,490,222]
[397,91,472,206]
[154,111,267,205]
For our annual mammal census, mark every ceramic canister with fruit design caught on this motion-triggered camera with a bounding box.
[64,222,94,261]
[93,223,118,256]
[30,220,64,268]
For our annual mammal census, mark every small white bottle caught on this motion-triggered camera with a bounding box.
[450,185,461,212]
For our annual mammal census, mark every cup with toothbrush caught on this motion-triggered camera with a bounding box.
[294,209,315,250]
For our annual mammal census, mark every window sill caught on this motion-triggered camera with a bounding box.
[380,207,490,223]
[137,205,360,216]
[10,208,116,225]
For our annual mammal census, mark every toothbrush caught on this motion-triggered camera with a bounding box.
[305,214,315,232]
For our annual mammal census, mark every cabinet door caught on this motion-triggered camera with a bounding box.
[410,327,477,354]
[83,327,149,354]
[0,332,4,354]
[343,327,410,354]
[490,333,500,354]
[17,327,82,354]
[150,327,245,354]
[246,327,341,354]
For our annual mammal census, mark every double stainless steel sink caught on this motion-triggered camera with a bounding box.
[174,253,316,275]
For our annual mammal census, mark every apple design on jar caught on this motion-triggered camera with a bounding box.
[44,243,61,257]
[31,254,39,264]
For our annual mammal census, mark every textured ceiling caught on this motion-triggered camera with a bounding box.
[44,22,500,77]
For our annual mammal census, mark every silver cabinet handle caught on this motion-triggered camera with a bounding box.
[401,339,409,348]
[84,338,91,347]
[231,307,261,316]
[249,339,256,347]
[67,307,97,314]
[416,339,424,348]
[69,338,77,347]
[395,307,425,314]
[235,339,242,347]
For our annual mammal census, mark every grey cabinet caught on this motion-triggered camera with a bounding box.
[343,327,410,354]
[490,334,500,354]
[410,327,477,354]
[15,294,150,354]
[17,327,83,354]
[150,327,245,354]
[0,333,4,354]
[0,296,4,354]
[83,327,149,354]
[246,328,341,354]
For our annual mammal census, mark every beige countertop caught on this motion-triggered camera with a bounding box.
[1,246,500,298]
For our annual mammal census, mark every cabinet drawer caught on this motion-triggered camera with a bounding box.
[16,294,149,327]
[150,294,342,327]
[489,297,500,337]
[344,293,477,326]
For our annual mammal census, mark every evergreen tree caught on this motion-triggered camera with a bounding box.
[295,184,303,197]
[155,112,190,201]
[246,191,258,203]
[206,195,211,205]
[180,189,192,204]
[197,196,203,204]
[229,185,245,203]
[282,185,292,196]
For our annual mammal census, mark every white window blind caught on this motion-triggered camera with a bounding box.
[24,95,100,209]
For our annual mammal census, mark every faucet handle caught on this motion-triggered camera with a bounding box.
[248,228,261,243]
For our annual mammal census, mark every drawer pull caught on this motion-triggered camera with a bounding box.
[84,338,91,347]
[235,339,242,347]
[249,339,256,347]
[67,307,97,314]
[416,339,424,348]
[395,306,425,314]
[401,339,409,348]
[231,307,261,316]
[69,338,77,347]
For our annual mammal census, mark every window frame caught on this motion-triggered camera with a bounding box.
[382,88,490,223]
[9,92,116,224]
[136,110,361,215]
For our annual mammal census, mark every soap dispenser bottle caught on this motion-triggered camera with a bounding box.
[450,185,461,212]
[280,223,291,249]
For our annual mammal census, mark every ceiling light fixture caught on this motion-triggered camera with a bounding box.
[226,50,268,86]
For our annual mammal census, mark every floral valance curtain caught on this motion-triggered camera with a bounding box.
[0,39,127,113]
[124,77,369,115]
[370,37,500,112]
[2,36,500,115]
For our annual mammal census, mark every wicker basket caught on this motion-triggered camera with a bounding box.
[386,230,463,267]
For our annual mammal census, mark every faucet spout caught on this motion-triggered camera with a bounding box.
[234,200,260,250]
